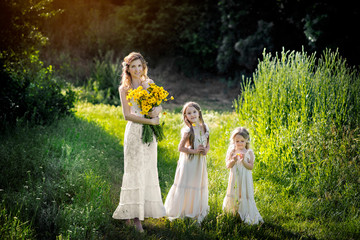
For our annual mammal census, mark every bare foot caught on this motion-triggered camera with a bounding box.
[133,218,144,232]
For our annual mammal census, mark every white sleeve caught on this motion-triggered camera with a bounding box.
[181,126,191,137]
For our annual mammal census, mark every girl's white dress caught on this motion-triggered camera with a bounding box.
[164,125,209,223]
[222,149,263,225]
[112,100,165,220]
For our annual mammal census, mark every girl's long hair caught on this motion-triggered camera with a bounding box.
[226,127,251,159]
[120,52,149,90]
[182,102,208,158]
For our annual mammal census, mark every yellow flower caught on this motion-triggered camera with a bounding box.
[126,83,174,116]
[128,102,133,106]
[170,96,174,100]
[149,97,156,104]
[192,123,196,127]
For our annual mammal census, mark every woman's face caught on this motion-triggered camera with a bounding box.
[128,59,143,79]
[185,106,200,124]
[234,134,247,150]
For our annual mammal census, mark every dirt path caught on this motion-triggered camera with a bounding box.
[151,60,241,112]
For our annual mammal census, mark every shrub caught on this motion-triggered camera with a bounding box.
[79,51,121,106]
[0,52,75,131]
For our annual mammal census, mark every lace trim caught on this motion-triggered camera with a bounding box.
[239,212,264,225]
[173,183,206,190]
[117,200,164,205]
[167,206,209,223]
[121,186,160,191]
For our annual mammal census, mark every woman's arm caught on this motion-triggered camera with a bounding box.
[119,86,159,125]
[148,105,162,118]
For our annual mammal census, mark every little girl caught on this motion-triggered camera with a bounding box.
[222,127,263,225]
[164,101,210,223]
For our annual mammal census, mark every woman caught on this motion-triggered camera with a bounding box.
[112,52,165,232]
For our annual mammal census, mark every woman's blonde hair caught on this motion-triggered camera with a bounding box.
[120,52,148,90]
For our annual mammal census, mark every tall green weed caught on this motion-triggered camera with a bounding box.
[234,49,360,219]
[77,51,121,106]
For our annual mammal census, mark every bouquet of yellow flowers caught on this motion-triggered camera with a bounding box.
[126,83,174,143]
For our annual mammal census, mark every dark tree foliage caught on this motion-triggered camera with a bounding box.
[217,0,308,75]
[174,0,221,73]
[0,0,56,62]
[217,0,360,77]
[0,0,75,131]
[304,1,360,66]
[38,0,360,83]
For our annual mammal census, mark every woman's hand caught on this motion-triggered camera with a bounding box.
[148,106,162,118]
[149,117,160,125]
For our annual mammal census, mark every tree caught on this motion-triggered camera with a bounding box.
[0,0,75,131]
[0,0,57,63]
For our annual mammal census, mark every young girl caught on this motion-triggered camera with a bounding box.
[222,127,263,225]
[164,101,210,223]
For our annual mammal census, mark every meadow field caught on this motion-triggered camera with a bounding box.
[1,50,359,239]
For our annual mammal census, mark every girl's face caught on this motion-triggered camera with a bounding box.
[128,59,143,79]
[185,106,200,124]
[234,134,247,150]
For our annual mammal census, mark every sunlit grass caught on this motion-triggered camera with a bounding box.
[1,101,359,239]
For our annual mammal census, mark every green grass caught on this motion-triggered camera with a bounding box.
[1,102,358,239]
[1,49,359,239]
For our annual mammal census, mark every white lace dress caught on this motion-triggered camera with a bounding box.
[222,149,263,224]
[112,100,165,220]
[164,125,209,223]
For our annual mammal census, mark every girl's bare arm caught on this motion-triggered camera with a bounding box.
[178,133,202,155]
[242,151,254,170]
[226,152,237,169]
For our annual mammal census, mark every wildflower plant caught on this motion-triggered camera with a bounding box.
[192,123,205,146]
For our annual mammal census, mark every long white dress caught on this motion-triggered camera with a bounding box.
[112,100,165,221]
[164,125,209,223]
[222,149,263,225]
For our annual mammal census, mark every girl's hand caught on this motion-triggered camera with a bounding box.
[232,158,237,165]
[150,117,160,125]
[236,153,244,162]
[199,144,208,155]
[196,145,206,155]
